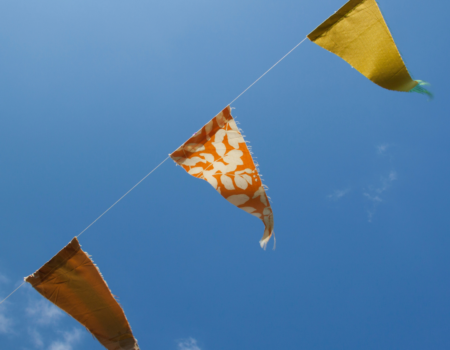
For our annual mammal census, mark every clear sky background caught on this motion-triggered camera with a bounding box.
[0,0,449,349]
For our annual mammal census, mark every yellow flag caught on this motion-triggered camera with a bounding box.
[308,0,429,94]
[26,238,140,350]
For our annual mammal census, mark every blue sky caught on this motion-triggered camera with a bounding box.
[1,0,449,349]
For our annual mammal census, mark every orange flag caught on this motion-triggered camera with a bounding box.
[170,106,274,248]
[26,238,140,350]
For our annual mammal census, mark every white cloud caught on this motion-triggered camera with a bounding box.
[327,188,350,201]
[29,328,44,348]
[388,171,397,182]
[377,143,390,155]
[0,274,9,285]
[178,337,201,350]
[48,328,83,350]
[364,171,398,222]
[375,171,397,194]
[363,193,382,203]
[0,310,13,334]
[0,274,16,336]
[0,272,10,300]
[26,299,64,325]
[0,283,82,350]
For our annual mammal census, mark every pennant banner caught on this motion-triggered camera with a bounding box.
[26,238,139,350]
[308,0,430,95]
[170,106,274,248]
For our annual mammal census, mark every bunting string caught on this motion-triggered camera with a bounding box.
[0,156,170,305]
[77,156,170,238]
[0,281,26,306]
[0,2,433,346]
[0,36,309,305]
[228,37,308,106]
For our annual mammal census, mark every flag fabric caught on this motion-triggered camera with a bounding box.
[170,106,274,248]
[26,237,139,350]
[308,0,427,94]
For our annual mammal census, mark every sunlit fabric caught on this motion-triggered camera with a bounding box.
[308,0,418,92]
[170,106,274,248]
[26,238,139,350]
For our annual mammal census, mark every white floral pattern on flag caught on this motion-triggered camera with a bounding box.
[171,106,274,248]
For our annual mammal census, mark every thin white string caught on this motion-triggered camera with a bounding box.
[59,43,300,238]
[228,37,308,106]
[0,281,26,306]
[0,157,170,305]
[0,36,309,306]
[77,156,170,238]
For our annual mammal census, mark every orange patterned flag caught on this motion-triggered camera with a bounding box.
[26,238,140,350]
[170,106,274,248]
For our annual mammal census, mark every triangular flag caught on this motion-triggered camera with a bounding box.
[170,106,274,248]
[26,238,139,350]
[308,0,431,96]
